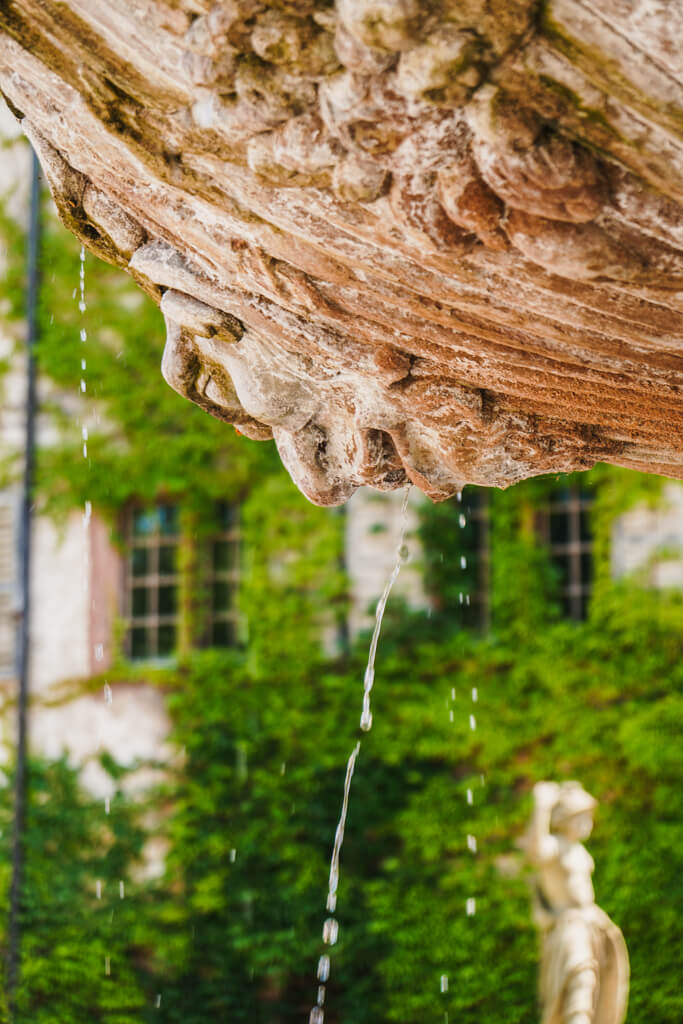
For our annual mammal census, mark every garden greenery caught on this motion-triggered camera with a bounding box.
[0,186,681,1022]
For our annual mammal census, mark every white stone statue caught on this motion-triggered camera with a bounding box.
[522,781,629,1024]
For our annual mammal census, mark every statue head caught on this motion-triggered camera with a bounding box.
[550,781,597,841]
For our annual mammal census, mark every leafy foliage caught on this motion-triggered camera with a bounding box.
[1,181,681,1023]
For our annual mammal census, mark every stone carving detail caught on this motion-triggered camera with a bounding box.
[0,0,682,503]
[522,782,629,1024]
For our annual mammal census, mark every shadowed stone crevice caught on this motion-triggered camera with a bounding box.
[1,0,681,503]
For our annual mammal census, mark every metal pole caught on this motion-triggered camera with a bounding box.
[7,149,41,1012]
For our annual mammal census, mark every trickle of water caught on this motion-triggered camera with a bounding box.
[467,834,477,853]
[310,489,411,1023]
[449,710,454,723]
[119,880,125,900]
[317,955,330,982]
[360,487,411,731]
[155,994,162,1009]
[466,897,476,916]
[322,918,338,945]
[326,742,360,913]
[466,788,473,805]
[440,974,449,993]
[78,246,87,313]
[451,688,456,700]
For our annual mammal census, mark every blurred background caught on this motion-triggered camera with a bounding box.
[0,101,681,1023]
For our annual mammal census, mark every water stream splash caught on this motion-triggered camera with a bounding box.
[309,486,412,1023]
[360,486,411,732]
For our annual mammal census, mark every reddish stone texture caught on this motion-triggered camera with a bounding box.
[0,0,681,503]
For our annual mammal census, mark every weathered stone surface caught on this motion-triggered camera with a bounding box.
[0,0,681,504]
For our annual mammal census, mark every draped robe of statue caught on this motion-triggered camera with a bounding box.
[523,782,629,1024]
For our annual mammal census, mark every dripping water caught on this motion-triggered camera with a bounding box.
[309,487,412,1023]
[360,487,411,731]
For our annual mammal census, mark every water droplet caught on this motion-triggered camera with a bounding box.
[451,688,456,700]
[82,443,88,458]
[465,594,470,606]
[72,287,77,299]
[449,710,454,723]
[96,879,102,900]
[466,897,476,916]
[78,300,87,313]
[230,848,237,863]
[322,918,338,945]
[459,592,463,604]
[104,797,110,815]
[317,955,330,982]
[309,1008,324,1024]
[280,762,286,775]
[359,709,372,731]
[471,687,478,702]
[317,986,326,1005]
[458,513,466,528]
[94,642,104,661]
[466,788,473,805]
[80,379,86,393]
[155,994,162,1009]
[467,834,477,853]
[119,880,125,899]
[456,491,462,502]
[440,974,449,993]
[469,714,476,731]
[103,682,113,706]
[398,543,409,562]
[80,328,87,342]
[81,358,86,371]
[460,556,467,569]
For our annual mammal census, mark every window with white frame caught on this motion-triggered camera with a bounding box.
[538,485,594,620]
[125,501,240,660]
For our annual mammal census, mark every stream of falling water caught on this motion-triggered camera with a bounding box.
[309,487,411,1024]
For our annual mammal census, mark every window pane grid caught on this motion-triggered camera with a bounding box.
[126,503,180,660]
[541,487,594,620]
[204,510,240,648]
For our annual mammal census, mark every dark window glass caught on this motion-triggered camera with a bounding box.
[212,581,232,612]
[158,585,177,616]
[212,619,235,647]
[158,505,178,536]
[157,624,175,655]
[550,513,570,545]
[132,587,148,617]
[159,545,176,575]
[131,627,148,659]
[131,547,148,576]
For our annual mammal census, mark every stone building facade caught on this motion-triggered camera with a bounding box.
[1,101,682,806]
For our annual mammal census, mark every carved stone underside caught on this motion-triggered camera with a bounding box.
[1,0,682,504]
